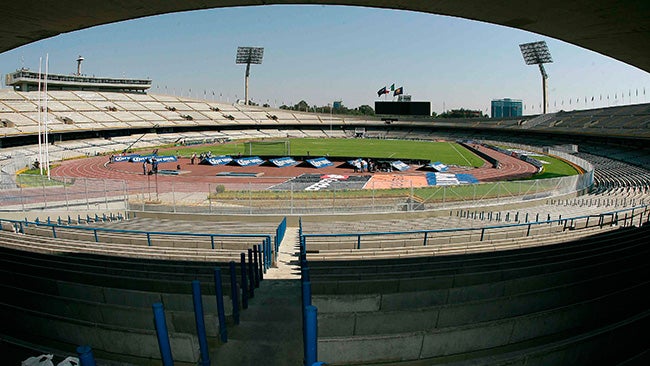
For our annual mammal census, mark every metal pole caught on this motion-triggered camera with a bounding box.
[191,280,211,366]
[252,245,260,288]
[257,244,264,281]
[152,303,174,366]
[76,345,97,366]
[229,261,240,324]
[248,249,256,298]
[213,268,228,343]
[305,305,318,366]
[41,175,47,209]
[240,253,248,309]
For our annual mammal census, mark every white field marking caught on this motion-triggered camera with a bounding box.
[449,142,473,167]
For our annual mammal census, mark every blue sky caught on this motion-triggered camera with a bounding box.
[1,5,649,115]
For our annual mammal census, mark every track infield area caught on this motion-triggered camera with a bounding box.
[50,139,544,192]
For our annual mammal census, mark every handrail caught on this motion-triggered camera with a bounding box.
[301,204,649,248]
[0,217,274,252]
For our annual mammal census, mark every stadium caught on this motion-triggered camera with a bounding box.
[1,2,649,366]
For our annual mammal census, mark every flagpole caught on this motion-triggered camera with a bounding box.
[44,53,50,180]
[37,57,43,175]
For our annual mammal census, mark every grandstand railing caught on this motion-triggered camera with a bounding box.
[0,218,274,270]
[300,204,649,250]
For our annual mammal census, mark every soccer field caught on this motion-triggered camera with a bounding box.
[179,138,486,167]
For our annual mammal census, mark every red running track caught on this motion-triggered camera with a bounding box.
[51,149,537,193]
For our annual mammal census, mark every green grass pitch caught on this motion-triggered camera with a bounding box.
[176,138,486,167]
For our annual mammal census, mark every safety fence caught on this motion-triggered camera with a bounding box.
[0,173,595,215]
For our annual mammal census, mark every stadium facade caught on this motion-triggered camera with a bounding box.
[5,69,151,93]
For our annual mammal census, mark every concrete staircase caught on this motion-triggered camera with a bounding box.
[210,226,302,365]
[266,227,301,280]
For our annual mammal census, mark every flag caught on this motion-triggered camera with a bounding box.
[390,84,395,91]
[377,86,387,97]
[394,87,403,96]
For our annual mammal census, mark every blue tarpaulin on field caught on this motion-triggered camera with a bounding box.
[201,156,233,165]
[391,160,410,171]
[306,157,334,169]
[427,161,448,172]
[269,157,298,167]
[425,172,479,186]
[456,174,479,184]
[234,156,265,166]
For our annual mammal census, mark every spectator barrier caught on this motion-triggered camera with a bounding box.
[301,204,649,250]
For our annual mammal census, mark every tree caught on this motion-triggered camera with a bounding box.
[438,108,485,118]
[357,105,375,116]
[294,100,310,112]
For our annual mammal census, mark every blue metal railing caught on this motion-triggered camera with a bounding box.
[301,204,649,250]
[0,218,274,262]
[276,217,287,264]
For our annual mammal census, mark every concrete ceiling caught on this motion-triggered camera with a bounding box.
[1,1,649,72]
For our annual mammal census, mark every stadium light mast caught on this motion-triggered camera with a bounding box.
[236,47,264,106]
[76,55,84,76]
[519,41,553,114]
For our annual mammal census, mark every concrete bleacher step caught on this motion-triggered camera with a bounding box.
[265,226,301,280]
[210,280,302,365]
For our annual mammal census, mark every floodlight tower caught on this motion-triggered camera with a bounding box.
[236,47,264,106]
[519,41,553,114]
[76,55,84,76]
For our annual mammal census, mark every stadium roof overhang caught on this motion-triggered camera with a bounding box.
[0,1,649,73]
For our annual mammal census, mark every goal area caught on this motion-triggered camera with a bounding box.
[244,140,290,156]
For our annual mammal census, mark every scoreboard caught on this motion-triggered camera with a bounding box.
[375,101,431,116]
